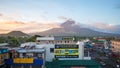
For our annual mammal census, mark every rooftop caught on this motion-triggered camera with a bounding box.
[46,60,101,68]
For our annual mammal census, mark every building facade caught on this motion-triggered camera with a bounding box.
[4,36,101,68]
[5,42,45,68]
[36,37,89,61]
[111,40,120,52]
[36,37,101,68]
[0,48,9,67]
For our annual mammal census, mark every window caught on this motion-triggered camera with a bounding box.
[50,48,54,53]
[23,53,26,57]
[37,40,40,42]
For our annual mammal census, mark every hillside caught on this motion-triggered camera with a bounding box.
[0,31,29,37]
[32,20,120,37]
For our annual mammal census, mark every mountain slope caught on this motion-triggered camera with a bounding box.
[0,31,29,37]
[34,28,120,36]
[33,20,120,36]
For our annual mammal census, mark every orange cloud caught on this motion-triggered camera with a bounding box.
[0,20,60,34]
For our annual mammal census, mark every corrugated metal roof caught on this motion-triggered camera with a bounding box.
[0,43,9,46]
[16,49,45,53]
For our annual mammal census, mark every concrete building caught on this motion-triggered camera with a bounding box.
[36,37,101,68]
[111,39,120,52]
[5,36,101,68]
[36,37,91,61]
[0,48,9,67]
[5,42,45,68]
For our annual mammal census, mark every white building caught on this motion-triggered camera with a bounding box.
[36,36,91,62]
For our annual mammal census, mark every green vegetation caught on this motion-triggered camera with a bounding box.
[0,35,42,47]
[0,36,116,47]
[0,37,6,43]
[74,36,88,42]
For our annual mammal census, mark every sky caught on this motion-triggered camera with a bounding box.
[0,0,120,34]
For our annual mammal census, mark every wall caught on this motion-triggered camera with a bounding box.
[44,44,55,62]
[111,40,120,52]
[41,42,84,61]
[59,42,84,60]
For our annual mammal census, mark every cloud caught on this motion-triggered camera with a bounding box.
[0,20,60,34]
[40,20,61,24]
[58,16,69,20]
[0,13,3,17]
[87,22,120,33]
[0,29,9,34]
[15,22,60,33]
[0,19,119,34]
[0,21,24,33]
[90,22,115,30]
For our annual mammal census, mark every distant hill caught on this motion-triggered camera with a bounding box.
[0,31,29,37]
[32,20,120,37]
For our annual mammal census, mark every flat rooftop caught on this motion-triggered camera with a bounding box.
[46,60,101,68]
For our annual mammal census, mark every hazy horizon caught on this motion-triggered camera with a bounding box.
[0,0,120,34]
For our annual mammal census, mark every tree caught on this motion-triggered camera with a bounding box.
[0,37,6,43]
[11,37,19,45]
[26,35,42,42]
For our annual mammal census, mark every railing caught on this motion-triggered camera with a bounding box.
[5,58,43,66]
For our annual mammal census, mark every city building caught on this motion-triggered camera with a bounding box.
[36,37,101,68]
[5,36,101,68]
[97,38,106,42]
[36,37,86,61]
[0,48,9,67]
[5,42,45,68]
[111,39,120,52]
